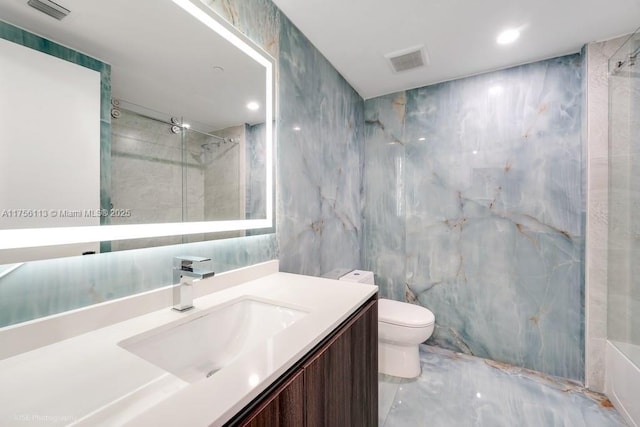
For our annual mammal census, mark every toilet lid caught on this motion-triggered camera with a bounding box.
[378,298,435,327]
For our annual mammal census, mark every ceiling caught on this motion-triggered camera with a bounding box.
[0,0,266,131]
[272,0,640,99]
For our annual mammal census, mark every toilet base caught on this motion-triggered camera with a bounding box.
[378,341,421,378]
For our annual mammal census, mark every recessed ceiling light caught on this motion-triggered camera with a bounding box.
[497,29,520,45]
[246,101,260,111]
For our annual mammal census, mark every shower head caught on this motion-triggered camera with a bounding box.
[611,44,640,77]
[197,136,239,165]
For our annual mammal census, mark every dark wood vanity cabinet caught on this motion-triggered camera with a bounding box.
[234,297,378,427]
[239,370,305,427]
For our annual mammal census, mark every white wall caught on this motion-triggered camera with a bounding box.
[0,38,100,260]
[0,38,101,229]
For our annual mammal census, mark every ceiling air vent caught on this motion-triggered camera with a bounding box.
[27,0,70,20]
[385,46,428,73]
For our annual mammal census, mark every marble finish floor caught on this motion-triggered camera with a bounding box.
[379,345,626,426]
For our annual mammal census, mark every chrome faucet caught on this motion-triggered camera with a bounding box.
[172,256,215,311]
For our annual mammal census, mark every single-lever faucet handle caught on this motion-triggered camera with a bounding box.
[172,256,215,312]
[174,256,211,271]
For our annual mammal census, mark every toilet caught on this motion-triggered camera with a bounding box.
[339,270,436,379]
[378,298,435,378]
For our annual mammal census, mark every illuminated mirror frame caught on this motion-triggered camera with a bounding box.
[0,0,274,251]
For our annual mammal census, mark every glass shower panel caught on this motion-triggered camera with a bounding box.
[108,103,250,251]
[608,30,640,367]
[182,125,246,241]
[109,107,185,251]
[182,126,245,223]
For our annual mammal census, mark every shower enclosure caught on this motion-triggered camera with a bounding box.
[109,104,246,251]
[606,29,640,425]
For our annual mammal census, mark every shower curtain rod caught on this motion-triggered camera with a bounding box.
[112,100,239,140]
[207,133,236,142]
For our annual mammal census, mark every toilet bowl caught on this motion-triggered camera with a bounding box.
[378,298,435,378]
[337,270,435,379]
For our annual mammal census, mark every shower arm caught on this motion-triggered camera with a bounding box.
[613,44,640,72]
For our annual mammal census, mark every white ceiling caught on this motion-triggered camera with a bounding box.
[0,0,266,131]
[272,0,640,99]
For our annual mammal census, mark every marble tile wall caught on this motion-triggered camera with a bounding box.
[0,234,277,327]
[0,0,365,326]
[584,35,629,392]
[3,1,605,388]
[364,55,586,381]
[276,17,365,276]
[205,0,365,276]
[246,122,267,221]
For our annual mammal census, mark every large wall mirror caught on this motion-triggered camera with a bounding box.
[0,0,274,263]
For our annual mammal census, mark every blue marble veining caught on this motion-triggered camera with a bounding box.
[246,122,268,221]
[0,234,276,327]
[2,0,588,390]
[203,1,366,276]
[363,93,409,303]
[276,15,365,276]
[379,345,624,427]
[202,0,281,59]
[364,55,585,380]
[0,0,365,326]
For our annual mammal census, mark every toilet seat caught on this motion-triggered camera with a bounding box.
[378,298,435,328]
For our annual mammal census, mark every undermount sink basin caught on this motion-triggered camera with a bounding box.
[118,297,307,383]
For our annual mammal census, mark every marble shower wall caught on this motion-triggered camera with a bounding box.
[275,18,364,276]
[364,55,585,381]
[246,122,268,221]
[208,0,365,276]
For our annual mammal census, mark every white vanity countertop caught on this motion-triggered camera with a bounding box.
[0,268,377,426]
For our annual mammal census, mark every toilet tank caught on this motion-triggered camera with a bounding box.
[339,270,375,285]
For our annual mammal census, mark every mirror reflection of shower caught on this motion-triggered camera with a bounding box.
[607,29,640,373]
[108,98,248,250]
[610,41,640,77]
[197,135,239,166]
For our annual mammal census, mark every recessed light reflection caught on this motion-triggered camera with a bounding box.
[497,29,520,45]
[246,101,260,111]
[472,150,478,154]
[249,374,260,387]
[476,392,482,398]
[418,137,426,141]
[293,126,301,131]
